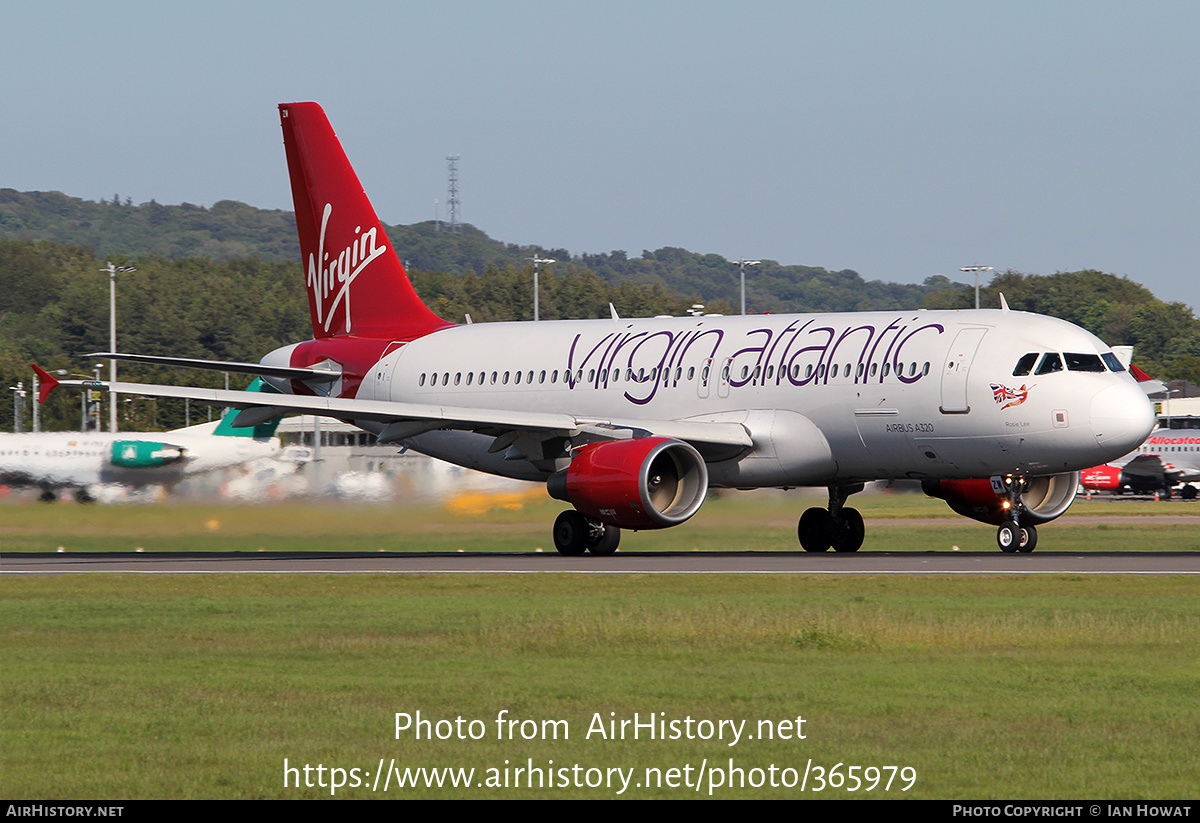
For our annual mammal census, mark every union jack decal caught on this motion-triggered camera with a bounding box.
[991,383,1030,409]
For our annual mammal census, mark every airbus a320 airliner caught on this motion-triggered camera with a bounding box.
[39,102,1156,553]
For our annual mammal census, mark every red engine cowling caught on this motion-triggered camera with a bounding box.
[1080,465,1124,491]
[547,438,708,530]
[922,472,1079,526]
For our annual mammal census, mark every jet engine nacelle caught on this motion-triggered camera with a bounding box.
[1080,465,1124,491]
[109,441,186,469]
[548,438,708,530]
[922,472,1079,526]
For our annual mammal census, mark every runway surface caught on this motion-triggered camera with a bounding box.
[5,550,1199,574]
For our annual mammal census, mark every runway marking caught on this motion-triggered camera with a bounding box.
[6,551,1198,575]
[5,569,1198,576]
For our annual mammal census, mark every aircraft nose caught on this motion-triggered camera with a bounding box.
[1090,381,1156,455]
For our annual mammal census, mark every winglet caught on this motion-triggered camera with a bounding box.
[999,293,1010,312]
[31,364,59,404]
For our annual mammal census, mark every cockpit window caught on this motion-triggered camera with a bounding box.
[1064,352,1106,373]
[1013,352,1038,376]
[1034,353,1064,375]
[1101,352,1126,372]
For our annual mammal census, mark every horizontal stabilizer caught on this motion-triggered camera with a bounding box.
[86,352,340,382]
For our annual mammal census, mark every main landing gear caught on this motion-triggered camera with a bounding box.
[797,484,865,552]
[553,510,621,556]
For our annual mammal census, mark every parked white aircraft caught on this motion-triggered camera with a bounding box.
[1081,428,1200,499]
[1,385,280,501]
[41,102,1156,551]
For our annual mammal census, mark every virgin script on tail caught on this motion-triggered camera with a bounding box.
[307,202,388,335]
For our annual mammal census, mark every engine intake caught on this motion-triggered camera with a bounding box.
[548,438,708,530]
[922,472,1079,526]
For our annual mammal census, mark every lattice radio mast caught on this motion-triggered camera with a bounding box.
[445,154,461,233]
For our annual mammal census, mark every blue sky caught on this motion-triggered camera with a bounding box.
[3,0,1196,310]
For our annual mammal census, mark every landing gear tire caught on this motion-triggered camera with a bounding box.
[588,523,621,555]
[553,511,591,556]
[553,511,621,555]
[1017,524,1038,553]
[997,521,1019,553]
[832,507,864,553]
[1181,485,1197,500]
[798,507,833,552]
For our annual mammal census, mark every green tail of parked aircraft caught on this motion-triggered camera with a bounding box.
[5,377,281,502]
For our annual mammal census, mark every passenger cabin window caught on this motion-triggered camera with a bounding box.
[1065,353,1106,372]
[1035,353,1064,375]
[1013,352,1038,376]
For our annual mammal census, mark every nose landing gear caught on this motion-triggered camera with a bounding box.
[995,475,1038,553]
[996,520,1037,553]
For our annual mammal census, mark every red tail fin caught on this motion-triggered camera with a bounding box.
[279,102,447,340]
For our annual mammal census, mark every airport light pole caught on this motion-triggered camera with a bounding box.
[30,369,41,431]
[55,369,104,431]
[732,258,761,315]
[102,262,136,432]
[9,382,25,433]
[528,255,556,321]
[960,265,993,310]
[92,364,104,431]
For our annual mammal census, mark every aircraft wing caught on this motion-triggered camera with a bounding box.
[1120,454,1167,479]
[1115,452,1200,486]
[44,375,754,451]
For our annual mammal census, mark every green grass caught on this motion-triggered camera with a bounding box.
[3,495,1198,798]
[3,491,1199,553]
[3,574,1199,799]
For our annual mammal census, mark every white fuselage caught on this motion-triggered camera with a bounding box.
[0,425,279,491]
[340,308,1153,487]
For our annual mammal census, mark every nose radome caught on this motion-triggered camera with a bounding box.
[1090,381,1156,456]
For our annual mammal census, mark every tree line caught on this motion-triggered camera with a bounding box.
[1,234,1197,433]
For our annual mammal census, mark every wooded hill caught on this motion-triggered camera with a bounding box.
[0,189,945,314]
[1,189,1198,432]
